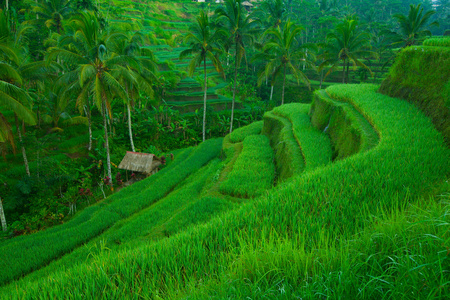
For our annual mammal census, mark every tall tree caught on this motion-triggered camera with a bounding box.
[255,0,286,29]
[50,12,128,183]
[319,18,375,84]
[110,31,158,151]
[215,0,258,133]
[180,10,224,142]
[29,0,73,34]
[0,10,36,176]
[254,20,315,105]
[387,4,439,47]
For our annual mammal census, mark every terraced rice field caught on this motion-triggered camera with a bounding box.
[1,84,448,299]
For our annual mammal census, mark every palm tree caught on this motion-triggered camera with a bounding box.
[29,0,73,34]
[180,10,224,142]
[215,0,258,133]
[319,18,375,84]
[110,32,158,151]
[253,20,315,105]
[40,79,88,131]
[388,4,439,48]
[50,12,128,184]
[255,0,286,29]
[0,10,36,176]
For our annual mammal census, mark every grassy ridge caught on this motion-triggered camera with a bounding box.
[107,159,223,244]
[423,36,450,47]
[228,120,263,144]
[310,89,380,160]
[188,196,450,299]
[0,138,222,286]
[272,103,332,170]
[378,45,450,146]
[262,111,305,181]
[220,135,275,198]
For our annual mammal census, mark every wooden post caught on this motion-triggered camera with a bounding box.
[0,197,7,232]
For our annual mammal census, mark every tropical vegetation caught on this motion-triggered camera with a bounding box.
[0,0,448,298]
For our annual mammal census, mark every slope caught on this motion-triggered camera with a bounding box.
[1,84,448,299]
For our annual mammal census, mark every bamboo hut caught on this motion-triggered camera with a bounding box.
[118,152,162,176]
[242,1,254,11]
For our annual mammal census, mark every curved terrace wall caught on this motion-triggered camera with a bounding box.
[379,44,450,146]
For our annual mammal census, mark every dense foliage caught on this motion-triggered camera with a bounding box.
[0,2,448,297]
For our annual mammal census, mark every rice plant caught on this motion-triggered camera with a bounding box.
[220,135,275,198]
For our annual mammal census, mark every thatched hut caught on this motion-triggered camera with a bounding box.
[242,1,254,11]
[118,152,162,176]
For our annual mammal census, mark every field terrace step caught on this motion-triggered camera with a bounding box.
[310,89,380,160]
[167,98,240,114]
[262,111,305,182]
[271,103,332,171]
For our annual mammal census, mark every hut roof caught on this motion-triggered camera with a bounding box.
[118,151,161,174]
[242,1,253,6]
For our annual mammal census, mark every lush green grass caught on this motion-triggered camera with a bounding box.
[272,104,332,170]
[220,135,275,198]
[228,120,263,143]
[311,89,380,160]
[0,138,222,285]
[1,85,449,298]
[262,111,305,181]
[423,36,450,47]
[106,159,223,244]
[379,45,450,146]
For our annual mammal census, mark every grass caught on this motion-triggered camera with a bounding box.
[423,36,450,47]
[0,84,449,298]
[219,135,275,198]
[272,104,332,170]
[262,110,305,181]
[378,45,450,146]
[228,120,263,143]
[311,89,380,160]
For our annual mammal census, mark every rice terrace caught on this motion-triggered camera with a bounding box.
[0,0,449,299]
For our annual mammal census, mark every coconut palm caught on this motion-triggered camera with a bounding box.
[29,0,73,34]
[319,18,375,84]
[215,0,259,133]
[253,20,315,105]
[388,4,439,48]
[50,12,129,183]
[110,32,158,151]
[0,10,36,176]
[180,10,224,142]
[255,0,287,29]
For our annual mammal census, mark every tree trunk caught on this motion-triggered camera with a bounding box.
[102,101,112,185]
[15,114,30,177]
[281,63,287,105]
[127,103,135,151]
[202,56,207,142]
[342,58,346,84]
[84,105,92,151]
[229,43,238,134]
[5,0,8,11]
[346,61,350,84]
[320,68,324,89]
[270,85,274,101]
[0,197,7,232]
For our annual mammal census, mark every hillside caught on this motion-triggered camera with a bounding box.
[0,2,449,299]
[0,81,449,298]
